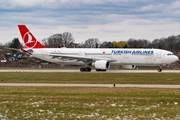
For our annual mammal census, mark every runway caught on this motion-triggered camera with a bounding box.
[0,83,179,88]
[1,69,180,73]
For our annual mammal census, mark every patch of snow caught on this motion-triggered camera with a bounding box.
[49,111,52,114]
[145,108,150,110]
[96,109,100,112]
[111,104,116,106]
[83,103,89,106]
[89,103,95,106]
[115,116,120,119]
[39,110,44,112]
[119,105,123,107]
[94,113,99,116]
[100,115,107,118]
[174,102,178,105]
[2,101,9,103]
[152,113,156,117]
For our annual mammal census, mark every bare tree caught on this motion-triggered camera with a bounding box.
[127,38,150,48]
[42,34,62,48]
[41,32,74,48]
[100,41,112,48]
[68,42,81,48]
[61,32,74,47]
[149,39,161,48]
[82,38,100,48]
[165,36,177,51]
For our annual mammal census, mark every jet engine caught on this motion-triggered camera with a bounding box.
[122,65,136,69]
[94,60,110,70]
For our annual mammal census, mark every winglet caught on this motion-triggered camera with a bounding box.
[18,25,47,49]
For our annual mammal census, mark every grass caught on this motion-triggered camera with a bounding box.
[0,71,179,119]
[0,72,180,84]
[0,86,180,119]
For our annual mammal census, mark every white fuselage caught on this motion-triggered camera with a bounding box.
[28,48,178,66]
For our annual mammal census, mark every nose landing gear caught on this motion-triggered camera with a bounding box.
[158,65,162,72]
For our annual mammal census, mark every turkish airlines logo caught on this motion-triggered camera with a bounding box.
[23,32,37,48]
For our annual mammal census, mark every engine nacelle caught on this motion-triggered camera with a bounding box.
[122,65,136,69]
[94,60,110,70]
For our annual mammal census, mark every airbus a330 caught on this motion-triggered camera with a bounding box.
[18,25,179,72]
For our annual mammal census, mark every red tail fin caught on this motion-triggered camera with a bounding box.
[18,25,47,49]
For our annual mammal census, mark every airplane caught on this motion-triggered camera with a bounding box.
[17,25,179,72]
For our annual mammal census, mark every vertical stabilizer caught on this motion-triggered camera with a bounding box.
[18,25,47,49]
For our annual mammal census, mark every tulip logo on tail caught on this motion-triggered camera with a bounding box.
[18,25,47,48]
[23,32,37,48]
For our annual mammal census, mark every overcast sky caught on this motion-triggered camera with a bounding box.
[1,0,180,44]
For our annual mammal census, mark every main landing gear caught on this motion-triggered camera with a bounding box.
[80,68,91,72]
[158,65,162,72]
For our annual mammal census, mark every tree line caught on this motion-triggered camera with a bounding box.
[6,32,180,54]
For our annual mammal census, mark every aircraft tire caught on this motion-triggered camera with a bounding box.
[86,68,91,72]
[80,68,91,72]
[80,68,86,72]
[158,68,162,72]
[96,69,100,71]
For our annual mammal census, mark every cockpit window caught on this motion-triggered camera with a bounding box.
[167,53,174,56]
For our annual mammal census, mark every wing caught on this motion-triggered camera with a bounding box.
[49,53,117,63]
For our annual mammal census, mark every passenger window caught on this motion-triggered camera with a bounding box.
[167,53,174,56]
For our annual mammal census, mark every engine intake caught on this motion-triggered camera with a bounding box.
[94,60,110,70]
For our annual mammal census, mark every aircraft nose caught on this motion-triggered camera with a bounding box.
[174,56,179,62]
[175,56,179,61]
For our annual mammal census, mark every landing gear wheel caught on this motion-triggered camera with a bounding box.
[86,68,91,72]
[80,68,91,72]
[80,68,86,72]
[158,68,162,72]
[96,69,100,71]
[158,65,162,72]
